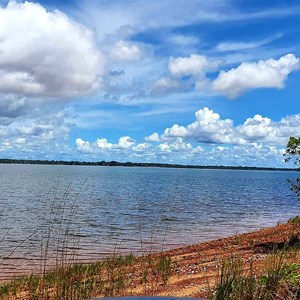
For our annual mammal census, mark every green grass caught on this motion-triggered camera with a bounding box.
[0,252,172,300]
[288,215,300,224]
[210,252,300,300]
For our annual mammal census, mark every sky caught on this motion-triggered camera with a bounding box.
[0,0,299,167]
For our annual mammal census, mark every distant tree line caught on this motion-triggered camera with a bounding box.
[0,158,296,171]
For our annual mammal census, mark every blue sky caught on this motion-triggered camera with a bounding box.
[0,0,299,167]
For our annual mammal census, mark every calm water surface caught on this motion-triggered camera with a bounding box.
[0,164,299,279]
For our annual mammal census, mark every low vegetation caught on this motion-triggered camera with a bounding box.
[0,252,172,300]
[209,227,300,300]
[1,225,299,299]
[288,215,300,224]
[211,254,300,300]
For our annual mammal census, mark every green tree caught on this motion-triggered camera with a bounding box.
[284,136,300,200]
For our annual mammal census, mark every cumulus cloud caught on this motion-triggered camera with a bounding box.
[109,40,142,62]
[75,135,202,157]
[95,138,114,149]
[132,143,149,152]
[76,135,136,153]
[162,107,238,144]
[0,1,103,98]
[208,143,286,167]
[212,54,300,98]
[0,110,71,140]
[0,109,73,158]
[75,134,208,164]
[145,132,161,142]
[158,138,194,153]
[75,138,93,153]
[116,136,135,149]
[168,54,220,77]
[236,114,300,144]
[152,107,300,146]
[73,132,287,167]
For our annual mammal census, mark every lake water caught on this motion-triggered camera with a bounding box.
[0,164,299,279]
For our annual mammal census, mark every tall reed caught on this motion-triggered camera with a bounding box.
[0,179,173,300]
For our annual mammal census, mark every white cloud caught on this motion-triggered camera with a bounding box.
[0,109,74,159]
[132,143,149,152]
[152,107,300,146]
[76,135,136,153]
[95,138,114,149]
[18,124,54,136]
[116,136,135,149]
[208,143,286,167]
[153,78,180,89]
[152,77,180,94]
[216,41,263,52]
[167,34,199,46]
[162,107,238,144]
[195,77,212,91]
[78,0,300,39]
[236,114,300,144]
[0,72,45,95]
[215,34,282,52]
[145,132,161,142]
[212,54,300,98]
[168,54,220,77]
[158,138,193,153]
[0,1,103,97]
[73,119,292,167]
[237,115,273,140]
[158,143,171,152]
[75,138,93,153]
[109,40,142,62]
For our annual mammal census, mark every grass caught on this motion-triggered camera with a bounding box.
[0,225,299,299]
[0,252,173,300]
[210,250,300,300]
[288,215,300,224]
[0,179,173,300]
[212,227,300,299]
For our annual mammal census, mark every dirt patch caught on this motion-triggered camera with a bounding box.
[128,222,300,298]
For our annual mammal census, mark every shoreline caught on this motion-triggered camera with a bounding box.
[1,221,299,299]
[0,159,296,172]
[146,221,300,298]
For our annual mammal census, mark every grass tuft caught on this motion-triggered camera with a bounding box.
[211,252,300,300]
[288,215,300,224]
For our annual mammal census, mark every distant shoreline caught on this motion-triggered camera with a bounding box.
[0,158,296,171]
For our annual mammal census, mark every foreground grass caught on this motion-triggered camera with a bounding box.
[288,215,300,224]
[210,230,300,300]
[211,254,300,300]
[1,247,299,300]
[0,253,172,300]
[0,222,299,300]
